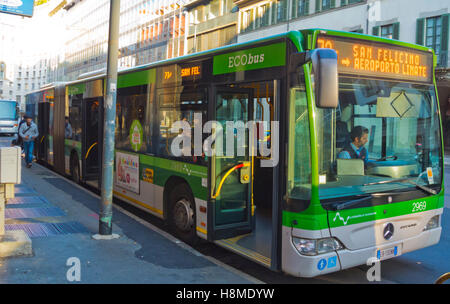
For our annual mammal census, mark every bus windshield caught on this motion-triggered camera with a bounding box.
[0,101,18,120]
[315,76,442,202]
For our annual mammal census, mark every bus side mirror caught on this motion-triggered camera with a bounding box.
[309,48,338,108]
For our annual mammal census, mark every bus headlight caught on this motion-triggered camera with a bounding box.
[423,215,439,231]
[292,237,344,256]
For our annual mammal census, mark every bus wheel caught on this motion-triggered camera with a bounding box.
[71,154,80,184]
[168,183,198,245]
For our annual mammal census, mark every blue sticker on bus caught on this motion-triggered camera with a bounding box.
[327,256,337,268]
[317,259,327,271]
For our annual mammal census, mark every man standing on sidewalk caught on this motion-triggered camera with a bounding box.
[19,115,39,168]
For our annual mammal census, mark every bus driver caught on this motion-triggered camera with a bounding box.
[338,125,369,166]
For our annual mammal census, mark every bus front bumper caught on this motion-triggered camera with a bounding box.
[337,226,441,271]
[282,226,441,278]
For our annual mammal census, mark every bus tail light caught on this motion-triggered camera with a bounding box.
[423,215,439,231]
[292,237,344,256]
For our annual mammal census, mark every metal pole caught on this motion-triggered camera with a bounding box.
[99,0,120,236]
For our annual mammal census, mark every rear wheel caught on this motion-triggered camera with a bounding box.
[168,183,198,245]
[70,154,80,184]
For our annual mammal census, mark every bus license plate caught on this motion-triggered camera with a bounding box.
[376,246,399,261]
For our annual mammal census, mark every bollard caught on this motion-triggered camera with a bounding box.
[0,147,32,258]
[0,184,13,236]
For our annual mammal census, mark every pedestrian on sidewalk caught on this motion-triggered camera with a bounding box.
[19,115,39,168]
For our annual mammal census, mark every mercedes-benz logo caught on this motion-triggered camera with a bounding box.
[383,223,394,240]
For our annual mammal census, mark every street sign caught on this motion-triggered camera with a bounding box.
[0,0,35,18]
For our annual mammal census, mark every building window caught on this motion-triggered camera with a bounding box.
[373,23,399,40]
[316,0,334,12]
[0,63,5,80]
[277,0,288,22]
[259,3,270,27]
[242,8,254,32]
[292,0,308,19]
[425,16,442,65]
[381,24,393,39]
[322,0,331,10]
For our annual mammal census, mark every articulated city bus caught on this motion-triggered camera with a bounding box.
[0,99,19,136]
[26,29,444,277]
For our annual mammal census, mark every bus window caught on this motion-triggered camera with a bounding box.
[68,95,82,141]
[156,88,207,164]
[116,85,148,153]
[287,82,312,202]
[317,77,442,203]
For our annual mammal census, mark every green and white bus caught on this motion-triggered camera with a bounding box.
[26,29,444,277]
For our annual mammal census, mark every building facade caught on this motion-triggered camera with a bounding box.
[57,0,189,81]
[185,0,237,54]
[0,16,17,103]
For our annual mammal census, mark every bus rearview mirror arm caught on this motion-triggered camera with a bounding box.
[290,48,339,108]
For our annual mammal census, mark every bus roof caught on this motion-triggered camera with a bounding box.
[27,29,436,93]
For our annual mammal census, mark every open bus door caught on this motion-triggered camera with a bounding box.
[208,87,255,241]
[82,97,103,182]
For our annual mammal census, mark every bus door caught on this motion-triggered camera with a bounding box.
[37,102,50,162]
[208,87,255,240]
[82,97,103,181]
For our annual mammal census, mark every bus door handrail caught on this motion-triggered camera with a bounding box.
[85,142,98,160]
[211,163,250,199]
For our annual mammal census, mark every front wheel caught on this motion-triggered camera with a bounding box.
[168,183,198,245]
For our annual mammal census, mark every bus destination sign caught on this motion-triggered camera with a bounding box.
[316,35,433,83]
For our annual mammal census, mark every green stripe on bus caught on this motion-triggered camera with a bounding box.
[213,42,287,75]
[114,151,208,200]
[283,192,444,230]
[118,69,156,88]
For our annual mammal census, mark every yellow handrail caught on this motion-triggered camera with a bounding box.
[212,163,250,199]
[85,142,98,160]
[435,273,450,284]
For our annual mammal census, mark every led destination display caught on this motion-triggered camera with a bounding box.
[316,35,433,83]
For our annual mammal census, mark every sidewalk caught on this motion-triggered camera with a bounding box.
[0,163,259,284]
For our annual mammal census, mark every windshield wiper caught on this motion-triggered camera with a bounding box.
[407,181,437,195]
[331,195,373,211]
[363,177,437,195]
[363,177,414,186]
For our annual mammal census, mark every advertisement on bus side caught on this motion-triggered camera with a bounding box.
[115,151,140,194]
